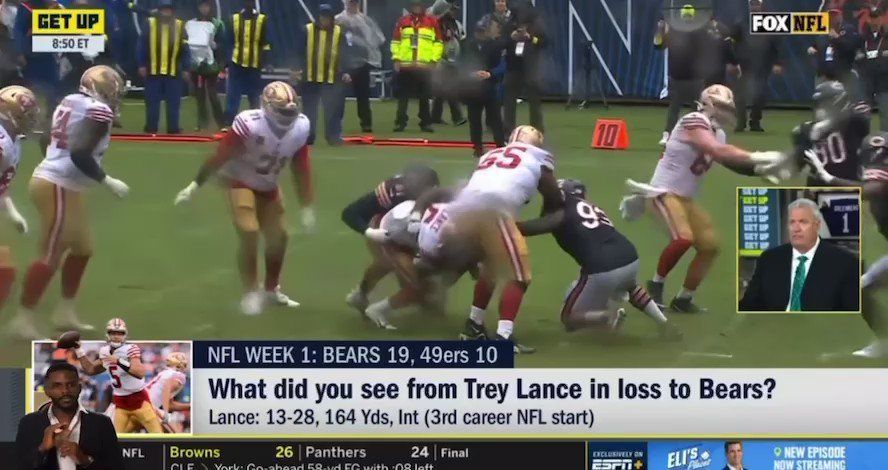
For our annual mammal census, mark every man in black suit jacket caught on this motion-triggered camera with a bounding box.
[740,198,860,312]
[722,441,747,470]
[16,362,123,470]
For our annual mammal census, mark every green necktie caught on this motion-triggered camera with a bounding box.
[789,255,808,311]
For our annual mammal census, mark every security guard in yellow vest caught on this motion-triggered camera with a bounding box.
[137,0,190,134]
[224,0,272,125]
[295,3,351,145]
[391,0,443,132]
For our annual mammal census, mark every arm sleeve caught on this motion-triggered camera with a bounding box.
[341,192,384,233]
[291,145,313,205]
[517,210,565,237]
[70,116,112,183]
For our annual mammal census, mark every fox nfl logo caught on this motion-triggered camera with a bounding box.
[750,12,829,35]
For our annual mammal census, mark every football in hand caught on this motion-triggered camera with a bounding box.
[56,330,81,349]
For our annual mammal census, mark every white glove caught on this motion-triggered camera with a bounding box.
[749,151,786,165]
[103,175,130,198]
[1,196,27,233]
[407,211,422,234]
[301,206,316,231]
[364,227,389,243]
[174,181,199,205]
[804,149,836,183]
[750,151,792,184]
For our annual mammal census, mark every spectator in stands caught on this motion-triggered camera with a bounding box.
[391,0,443,133]
[860,6,888,130]
[653,14,706,144]
[731,0,783,132]
[186,0,226,132]
[480,0,512,32]
[336,0,385,133]
[0,0,17,87]
[138,0,190,134]
[462,19,506,158]
[295,3,351,146]
[808,8,863,98]
[502,0,546,134]
[224,0,272,126]
[430,2,466,127]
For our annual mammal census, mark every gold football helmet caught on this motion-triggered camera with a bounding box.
[79,65,125,112]
[105,317,128,347]
[697,84,736,129]
[261,81,301,128]
[0,85,39,135]
[508,125,544,147]
[165,352,189,371]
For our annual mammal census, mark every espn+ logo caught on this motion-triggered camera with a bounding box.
[750,12,829,35]
[590,459,642,470]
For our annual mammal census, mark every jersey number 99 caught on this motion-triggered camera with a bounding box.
[576,200,613,230]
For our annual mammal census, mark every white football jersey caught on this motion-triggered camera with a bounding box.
[147,368,187,410]
[650,112,726,198]
[98,343,145,396]
[0,124,22,197]
[33,94,113,192]
[219,110,311,191]
[418,203,451,259]
[456,143,555,216]
[380,200,417,249]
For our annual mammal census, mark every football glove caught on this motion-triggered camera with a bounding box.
[174,181,199,205]
[804,149,836,184]
[103,175,130,198]
[1,196,27,234]
[301,206,316,231]
[750,151,792,184]
[364,227,389,244]
[407,211,422,234]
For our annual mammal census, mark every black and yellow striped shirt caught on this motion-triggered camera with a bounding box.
[145,18,187,76]
[230,11,270,69]
[303,23,343,84]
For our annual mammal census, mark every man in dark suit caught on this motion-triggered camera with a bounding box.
[740,198,860,312]
[722,441,746,470]
[15,362,123,470]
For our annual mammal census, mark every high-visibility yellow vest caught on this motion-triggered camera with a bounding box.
[305,23,342,84]
[390,17,443,66]
[231,12,270,69]
[148,18,185,76]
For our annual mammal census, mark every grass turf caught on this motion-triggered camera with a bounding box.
[0,97,885,368]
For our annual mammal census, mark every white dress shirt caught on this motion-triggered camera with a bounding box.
[727,464,744,470]
[47,402,86,470]
[786,237,820,311]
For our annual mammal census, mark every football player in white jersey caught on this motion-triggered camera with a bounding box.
[74,318,164,433]
[622,85,788,313]
[174,81,314,315]
[147,352,190,432]
[8,66,130,340]
[412,125,563,353]
[0,86,38,319]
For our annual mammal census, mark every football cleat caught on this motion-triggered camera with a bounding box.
[240,290,265,316]
[80,65,125,112]
[852,339,888,359]
[670,296,707,314]
[495,334,536,354]
[345,288,369,315]
[646,280,665,308]
[52,300,95,332]
[267,286,300,309]
[459,319,489,340]
[364,302,397,330]
[6,312,44,340]
[0,85,39,135]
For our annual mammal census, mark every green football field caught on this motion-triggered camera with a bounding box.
[1,98,885,368]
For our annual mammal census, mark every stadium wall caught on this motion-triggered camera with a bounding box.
[120,0,822,103]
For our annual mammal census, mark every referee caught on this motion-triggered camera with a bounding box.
[224,0,271,125]
[137,0,190,134]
